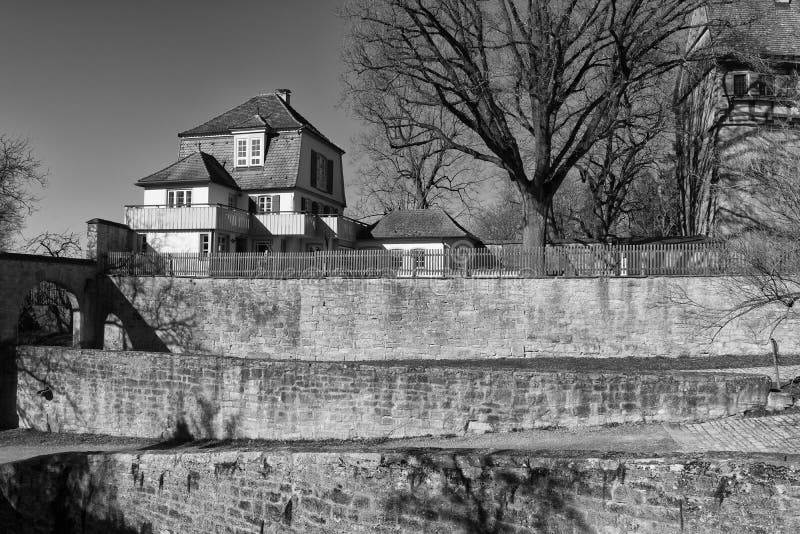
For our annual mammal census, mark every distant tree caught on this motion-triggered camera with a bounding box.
[0,135,47,250]
[471,183,523,242]
[343,0,707,270]
[25,231,82,258]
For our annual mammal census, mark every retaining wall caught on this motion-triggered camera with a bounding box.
[104,276,800,360]
[1,449,799,533]
[17,347,770,440]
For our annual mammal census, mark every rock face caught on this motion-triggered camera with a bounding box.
[16,347,770,440]
[1,449,799,534]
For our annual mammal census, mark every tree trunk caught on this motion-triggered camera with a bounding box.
[519,187,548,276]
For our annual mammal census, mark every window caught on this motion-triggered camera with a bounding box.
[236,139,247,166]
[234,135,264,167]
[256,195,281,213]
[733,73,748,97]
[137,234,147,252]
[311,201,319,214]
[228,194,237,208]
[200,234,210,256]
[217,235,229,253]
[250,138,261,165]
[300,197,309,212]
[167,189,192,207]
[310,151,334,193]
[255,240,272,253]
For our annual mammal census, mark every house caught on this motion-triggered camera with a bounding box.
[676,0,800,235]
[126,90,366,253]
[356,208,483,276]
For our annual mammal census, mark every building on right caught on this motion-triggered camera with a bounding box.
[675,0,800,237]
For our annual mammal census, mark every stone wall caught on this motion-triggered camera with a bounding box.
[104,275,800,359]
[17,347,770,440]
[1,449,798,533]
[86,219,137,260]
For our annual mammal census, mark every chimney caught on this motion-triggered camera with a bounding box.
[275,89,292,105]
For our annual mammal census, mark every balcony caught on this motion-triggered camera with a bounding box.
[250,212,318,236]
[319,215,367,244]
[126,206,368,244]
[125,204,250,234]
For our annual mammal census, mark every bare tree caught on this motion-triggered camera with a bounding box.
[346,84,484,219]
[0,135,47,250]
[343,0,706,269]
[25,231,82,258]
[672,124,800,376]
[471,183,523,242]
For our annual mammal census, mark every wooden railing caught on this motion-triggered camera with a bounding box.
[103,242,743,278]
[125,204,249,234]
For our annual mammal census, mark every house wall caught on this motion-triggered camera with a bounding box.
[297,134,345,207]
[142,232,203,253]
[246,191,294,212]
[101,276,800,359]
[142,186,209,206]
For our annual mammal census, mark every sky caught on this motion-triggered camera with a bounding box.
[0,0,360,247]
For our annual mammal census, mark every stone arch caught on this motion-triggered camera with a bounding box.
[12,279,85,348]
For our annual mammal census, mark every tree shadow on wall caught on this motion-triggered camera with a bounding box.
[14,346,92,434]
[0,452,155,534]
[97,276,200,353]
[382,452,595,534]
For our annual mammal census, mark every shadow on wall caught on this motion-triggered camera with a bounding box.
[96,276,199,353]
[0,453,152,534]
[382,452,596,533]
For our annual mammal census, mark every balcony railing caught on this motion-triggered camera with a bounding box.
[127,206,370,242]
[250,212,318,236]
[319,215,367,243]
[125,204,250,234]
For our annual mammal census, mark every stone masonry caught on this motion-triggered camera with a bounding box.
[105,275,800,359]
[1,449,799,533]
[16,347,770,440]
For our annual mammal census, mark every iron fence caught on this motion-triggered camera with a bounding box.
[102,242,744,279]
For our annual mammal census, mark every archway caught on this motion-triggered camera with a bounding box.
[17,281,82,348]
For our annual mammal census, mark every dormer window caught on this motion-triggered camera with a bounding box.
[233,133,264,168]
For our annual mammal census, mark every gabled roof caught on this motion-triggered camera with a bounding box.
[370,208,478,240]
[708,0,800,59]
[136,151,239,190]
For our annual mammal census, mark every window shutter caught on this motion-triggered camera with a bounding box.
[310,151,318,188]
[326,159,334,193]
[272,195,281,213]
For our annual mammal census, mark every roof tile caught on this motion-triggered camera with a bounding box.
[370,208,476,240]
[136,152,239,190]
[709,0,800,58]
